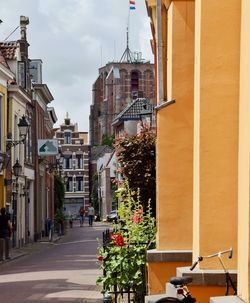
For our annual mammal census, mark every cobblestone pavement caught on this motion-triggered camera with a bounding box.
[0,221,111,302]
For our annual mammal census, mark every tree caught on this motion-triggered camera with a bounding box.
[101,134,115,147]
[54,174,65,211]
[91,173,99,212]
[114,127,156,216]
[54,175,65,227]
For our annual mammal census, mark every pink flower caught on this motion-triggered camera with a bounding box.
[133,212,140,224]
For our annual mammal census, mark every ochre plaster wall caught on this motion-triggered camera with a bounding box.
[147,261,190,294]
[157,0,194,250]
[188,285,226,303]
[193,0,240,269]
[237,0,250,301]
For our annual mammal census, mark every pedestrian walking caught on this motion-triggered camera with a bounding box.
[87,203,95,226]
[79,207,85,227]
[0,207,12,261]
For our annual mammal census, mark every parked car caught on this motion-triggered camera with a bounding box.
[107,210,118,223]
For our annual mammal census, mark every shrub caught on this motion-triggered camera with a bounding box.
[114,127,156,216]
[97,182,156,302]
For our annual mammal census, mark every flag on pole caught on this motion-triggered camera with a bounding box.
[130,0,136,10]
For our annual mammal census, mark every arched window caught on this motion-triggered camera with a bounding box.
[131,71,139,97]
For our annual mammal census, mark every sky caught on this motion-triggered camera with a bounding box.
[0,0,154,132]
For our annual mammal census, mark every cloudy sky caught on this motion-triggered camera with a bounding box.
[0,0,153,132]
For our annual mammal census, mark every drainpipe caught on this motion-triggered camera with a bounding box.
[156,0,163,105]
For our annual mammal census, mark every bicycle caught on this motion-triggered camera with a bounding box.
[154,248,236,303]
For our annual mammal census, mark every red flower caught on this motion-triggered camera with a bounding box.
[98,255,103,262]
[112,233,125,246]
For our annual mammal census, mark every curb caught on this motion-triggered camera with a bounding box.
[0,235,62,266]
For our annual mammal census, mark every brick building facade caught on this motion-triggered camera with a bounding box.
[89,61,154,145]
[54,115,90,217]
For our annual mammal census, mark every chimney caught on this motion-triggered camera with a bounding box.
[20,16,29,40]
[18,16,31,91]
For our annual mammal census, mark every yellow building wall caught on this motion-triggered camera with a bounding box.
[147,261,191,294]
[157,0,194,250]
[193,0,240,269]
[0,83,7,208]
[188,285,226,303]
[237,0,250,301]
[147,1,250,301]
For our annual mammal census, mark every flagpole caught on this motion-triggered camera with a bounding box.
[127,0,130,52]
[120,0,135,62]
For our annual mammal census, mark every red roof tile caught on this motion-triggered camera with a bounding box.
[0,49,9,67]
[0,41,18,60]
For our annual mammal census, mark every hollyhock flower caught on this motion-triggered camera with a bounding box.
[97,255,103,262]
[133,210,143,224]
[133,212,139,224]
[112,233,125,246]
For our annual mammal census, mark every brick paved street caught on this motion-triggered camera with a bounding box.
[0,220,110,302]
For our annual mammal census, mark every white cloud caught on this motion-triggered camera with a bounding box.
[0,0,154,132]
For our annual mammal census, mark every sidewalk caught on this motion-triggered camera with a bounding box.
[0,233,61,266]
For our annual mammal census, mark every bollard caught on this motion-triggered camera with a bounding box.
[103,293,113,303]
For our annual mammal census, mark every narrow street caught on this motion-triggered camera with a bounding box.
[0,221,109,302]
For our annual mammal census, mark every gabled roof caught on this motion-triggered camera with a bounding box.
[33,83,54,104]
[91,145,114,161]
[112,98,154,126]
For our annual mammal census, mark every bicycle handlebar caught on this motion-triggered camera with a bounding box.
[190,248,233,271]
[190,256,203,271]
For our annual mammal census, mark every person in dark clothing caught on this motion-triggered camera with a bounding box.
[79,207,85,227]
[0,207,11,260]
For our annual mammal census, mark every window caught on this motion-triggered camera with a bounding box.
[64,155,72,169]
[66,177,73,192]
[25,115,32,163]
[64,131,72,144]
[18,61,26,88]
[131,71,139,95]
[76,176,83,191]
[76,154,83,169]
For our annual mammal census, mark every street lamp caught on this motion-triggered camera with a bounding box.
[12,159,22,248]
[13,159,22,178]
[6,115,29,150]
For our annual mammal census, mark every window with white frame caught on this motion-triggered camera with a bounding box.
[76,176,83,191]
[76,154,83,169]
[64,131,72,144]
[66,177,73,192]
[64,155,72,169]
